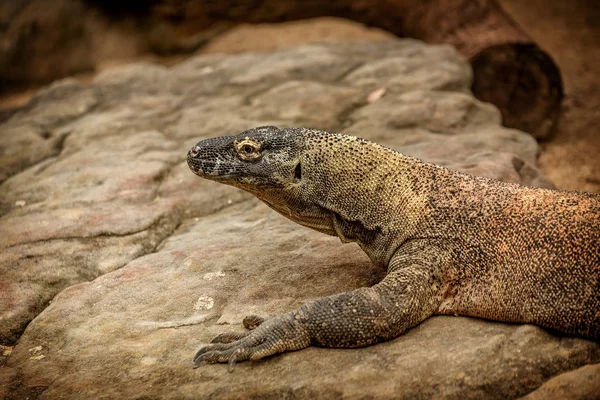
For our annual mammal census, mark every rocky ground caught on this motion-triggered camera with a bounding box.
[1,39,598,399]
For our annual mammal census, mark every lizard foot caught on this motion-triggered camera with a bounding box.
[193,312,309,372]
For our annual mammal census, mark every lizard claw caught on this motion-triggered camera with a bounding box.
[228,349,241,373]
[192,343,222,367]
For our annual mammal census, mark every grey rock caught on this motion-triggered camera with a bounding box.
[0,79,100,183]
[241,80,362,130]
[0,40,593,398]
[343,44,472,93]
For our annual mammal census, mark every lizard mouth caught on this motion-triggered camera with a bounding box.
[186,155,239,180]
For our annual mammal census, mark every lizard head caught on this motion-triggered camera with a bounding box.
[187,126,338,234]
[187,126,304,190]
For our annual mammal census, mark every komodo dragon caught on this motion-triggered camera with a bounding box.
[187,126,600,369]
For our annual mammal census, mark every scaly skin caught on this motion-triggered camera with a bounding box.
[187,126,600,370]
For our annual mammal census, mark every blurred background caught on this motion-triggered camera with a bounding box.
[1,0,598,192]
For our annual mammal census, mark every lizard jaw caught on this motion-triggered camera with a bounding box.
[187,147,240,181]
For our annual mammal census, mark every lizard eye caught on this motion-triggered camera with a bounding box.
[234,139,263,161]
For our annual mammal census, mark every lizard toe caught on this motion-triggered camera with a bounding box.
[210,331,250,344]
[193,349,231,366]
[193,342,233,366]
[243,315,266,330]
[194,340,286,372]
[193,332,266,367]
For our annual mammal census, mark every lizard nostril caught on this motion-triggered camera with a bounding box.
[189,146,200,158]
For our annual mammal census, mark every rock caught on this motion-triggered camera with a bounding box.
[342,45,472,93]
[242,80,362,131]
[199,17,395,54]
[0,0,209,93]
[2,0,564,138]
[1,40,593,398]
[520,364,600,400]
[0,79,100,183]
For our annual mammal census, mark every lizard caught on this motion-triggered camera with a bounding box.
[187,125,600,370]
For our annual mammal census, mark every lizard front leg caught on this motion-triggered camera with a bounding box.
[193,246,443,370]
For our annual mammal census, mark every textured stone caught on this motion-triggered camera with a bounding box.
[1,40,593,398]
[520,364,600,400]
[343,44,472,93]
[0,80,100,183]
[242,80,362,130]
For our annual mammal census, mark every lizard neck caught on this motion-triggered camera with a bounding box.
[300,132,434,266]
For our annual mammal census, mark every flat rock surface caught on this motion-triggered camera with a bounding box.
[1,40,596,399]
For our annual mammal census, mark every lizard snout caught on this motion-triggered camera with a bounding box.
[187,144,208,176]
[186,138,237,179]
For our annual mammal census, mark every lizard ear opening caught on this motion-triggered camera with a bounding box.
[293,161,302,182]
